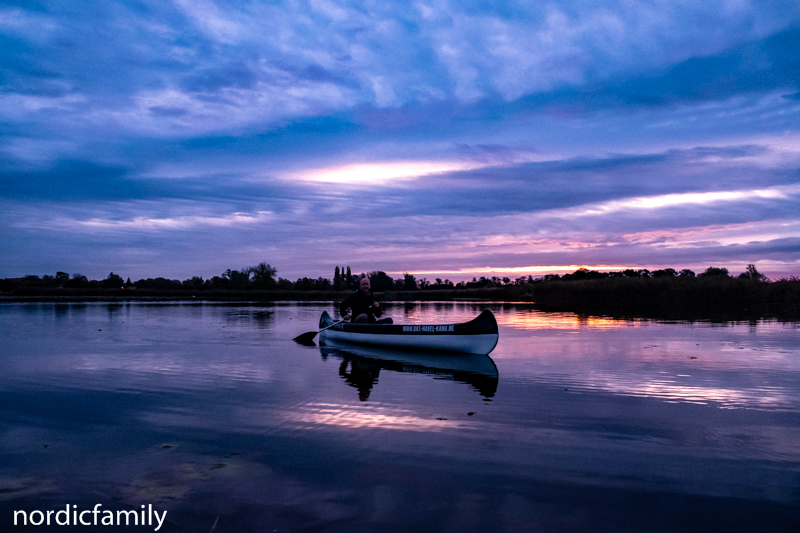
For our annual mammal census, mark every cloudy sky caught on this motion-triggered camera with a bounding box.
[2,0,799,282]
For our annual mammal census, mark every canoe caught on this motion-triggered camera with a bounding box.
[318,309,499,355]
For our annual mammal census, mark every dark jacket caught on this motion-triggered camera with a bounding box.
[339,290,382,322]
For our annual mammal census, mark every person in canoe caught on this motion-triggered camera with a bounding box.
[339,277,391,323]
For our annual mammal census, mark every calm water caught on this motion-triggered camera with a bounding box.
[1,302,798,532]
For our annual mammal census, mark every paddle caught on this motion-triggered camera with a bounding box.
[293,319,345,344]
[293,305,374,344]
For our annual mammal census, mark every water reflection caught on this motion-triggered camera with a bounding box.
[336,355,380,401]
[495,308,635,330]
[1,302,798,532]
[224,309,274,329]
[282,401,476,431]
[320,341,499,401]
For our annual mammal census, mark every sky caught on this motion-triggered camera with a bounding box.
[1,0,799,282]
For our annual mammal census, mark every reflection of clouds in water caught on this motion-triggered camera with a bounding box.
[113,452,276,503]
[114,464,198,502]
[495,309,800,333]
[108,451,364,531]
[224,309,274,329]
[387,303,626,330]
[278,402,469,432]
[39,352,276,391]
[0,476,57,501]
[143,402,471,435]
[496,310,632,330]
[505,343,800,411]
[557,373,799,411]
[91,356,272,383]
[494,313,800,412]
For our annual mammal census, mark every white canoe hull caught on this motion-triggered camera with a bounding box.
[320,329,498,354]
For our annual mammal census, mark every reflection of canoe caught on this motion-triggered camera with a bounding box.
[319,309,499,355]
[319,340,499,399]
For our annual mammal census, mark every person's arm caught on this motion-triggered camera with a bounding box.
[339,296,352,320]
[372,299,382,318]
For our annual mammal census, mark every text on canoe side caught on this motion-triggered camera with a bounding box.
[402,325,455,332]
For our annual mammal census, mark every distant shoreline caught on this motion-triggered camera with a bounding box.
[3,277,799,321]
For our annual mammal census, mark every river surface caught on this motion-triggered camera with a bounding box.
[1,301,798,532]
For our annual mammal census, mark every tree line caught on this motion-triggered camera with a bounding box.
[2,263,797,319]
[0,263,783,295]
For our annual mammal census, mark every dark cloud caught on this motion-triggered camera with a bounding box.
[181,61,259,93]
[0,159,300,209]
[508,26,800,114]
[1,161,131,201]
[297,64,339,83]
[476,236,800,268]
[346,150,797,217]
[149,106,190,117]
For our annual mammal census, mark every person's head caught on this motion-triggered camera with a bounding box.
[359,277,370,293]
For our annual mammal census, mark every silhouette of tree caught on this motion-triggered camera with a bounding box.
[223,268,251,289]
[103,272,124,288]
[293,276,331,290]
[134,277,182,290]
[204,276,228,290]
[738,264,765,281]
[652,268,677,278]
[368,271,394,292]
[699,267,729,278]
[251,262,277,288]
[65,274,88,288]
[563,268,606,281]
[276,277,294,290]
[182,276,203,290]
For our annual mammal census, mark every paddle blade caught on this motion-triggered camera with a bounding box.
[293,331,318,345]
